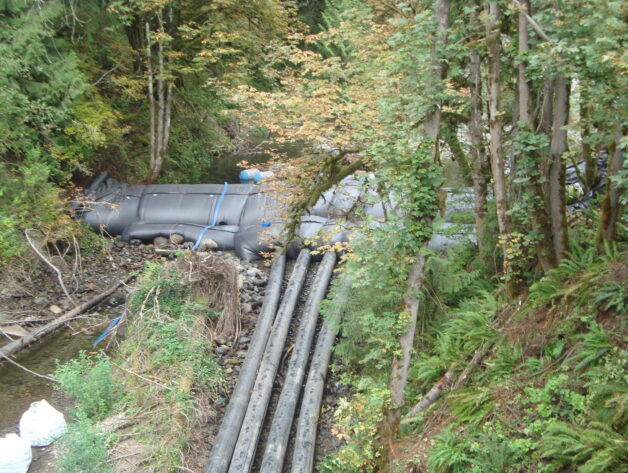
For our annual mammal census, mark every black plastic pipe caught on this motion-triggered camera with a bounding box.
[227,249,311,473]
[260,251,337,473]
[204,254,286,473]
[290,277,350,473]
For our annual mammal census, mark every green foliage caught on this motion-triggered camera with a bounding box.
[126,261,223,392]
[319,380,388,473]
[0,0,87,164]
[54,351,121,420]
[423,249,481,301]
[524,374,587,424]
[594,281,627,313]
[573,323,614,371]
[56,418,114,473]
[541,421,628,473]
[427,427,471,473]
[0,157,72,263]
[448,387,494,425]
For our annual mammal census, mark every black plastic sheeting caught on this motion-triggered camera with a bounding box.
[78,172,386,260]
[79,152,603,261]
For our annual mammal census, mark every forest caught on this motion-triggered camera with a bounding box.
[0,0,626,472]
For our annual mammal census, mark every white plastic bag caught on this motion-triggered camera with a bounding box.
[19,399,67,447]
[0,434,32,473]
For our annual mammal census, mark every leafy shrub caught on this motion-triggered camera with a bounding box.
[54,351,121,420]
[0,157,73,264]
[319,381,388,473]
[56,418,114,473]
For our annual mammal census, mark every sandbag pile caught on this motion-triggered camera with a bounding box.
[0,400,67,473]
[78,173,387,260]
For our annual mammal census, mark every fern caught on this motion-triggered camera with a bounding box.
[542,421,628,473]
[448,387,494,425]
[594,281,627,313]
[529,274,565,305]
[469,433,514,473]
[424,251,480,299]
[573,323,613,371]
[445,307,498,354]
[485,344,522,380]
[427,427,472,473]
[588,381,628,432]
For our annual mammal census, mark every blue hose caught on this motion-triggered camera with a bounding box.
[192,182,229,251]
[93,314,124,346]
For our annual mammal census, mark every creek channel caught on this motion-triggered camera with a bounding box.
[0,330,92,433]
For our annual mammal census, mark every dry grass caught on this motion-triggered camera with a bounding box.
[174,253,242,340]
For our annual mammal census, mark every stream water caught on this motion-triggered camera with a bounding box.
[200,141,303,183]
[0,330,92,433]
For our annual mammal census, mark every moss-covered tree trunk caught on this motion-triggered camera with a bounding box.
[486,0,515,296]
[597,124,625,251]
[548,76,570,262]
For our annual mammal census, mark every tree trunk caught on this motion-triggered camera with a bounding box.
[486,0,515,295]
[379,0,450,454]
[548,76,569,262]
[469,47,488,252]
[597,124,625,250]
[381,253,427,449]
[147,10,173,182]
[125,16,144,74]
[580,89,597,192]
[423,0,450,150]
[518,3,556,272]
[145,21,156,175]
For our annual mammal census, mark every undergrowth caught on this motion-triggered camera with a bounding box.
[320,219,627,473]
[54,256,225,472]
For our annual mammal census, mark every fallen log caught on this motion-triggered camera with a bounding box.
[260,251,336,473]
[0,277,132,360]
[227,249,311,473]
[402,369,454,422]
[204,254,286,473]
[290,277,350,473]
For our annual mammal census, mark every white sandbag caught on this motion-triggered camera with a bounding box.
[0,434,32,473]
[19,399,67,447]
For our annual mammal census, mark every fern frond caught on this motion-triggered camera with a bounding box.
[448,387,494,425]
[573,323,613,371]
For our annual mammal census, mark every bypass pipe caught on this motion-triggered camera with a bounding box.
[260,251,337,473]
[227,249,311,473]
[290,277,351,473]
[205,253,286,473]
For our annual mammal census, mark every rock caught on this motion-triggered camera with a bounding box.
[236,350,247,358]
[130,239,141,245]
[155,244,176,256]
[169,233,184,245]
[34,296,48,305]
[49,305,62,314]
[3,325,30,337]
[241,302,253,314]
[153,236,169,246]
[251,277,267,286]
[215,346,229,355]
[107,294,125,307]
[215,336,227,345]
[226,358,239,365]
[238,336,251,344]
[198,238,218,251]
